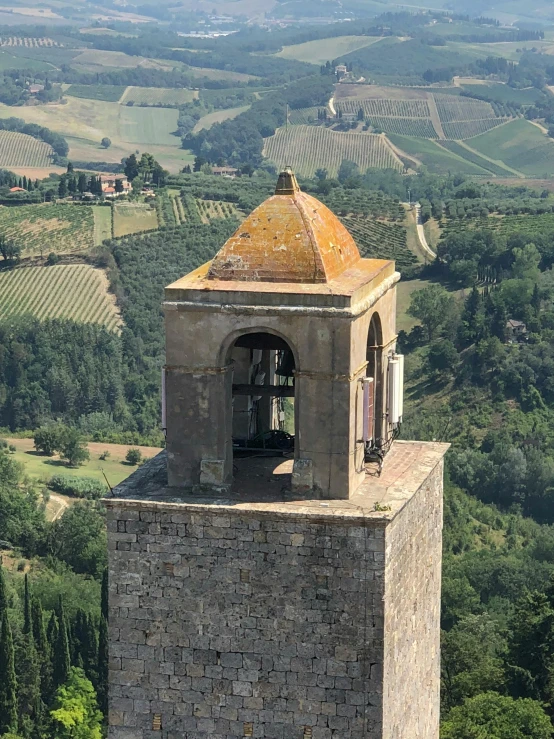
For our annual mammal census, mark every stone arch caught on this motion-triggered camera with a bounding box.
[221,328,298,463]
[367,312,384,446]
[219,326,300,370]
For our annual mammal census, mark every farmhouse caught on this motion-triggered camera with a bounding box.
[100,175,131,196]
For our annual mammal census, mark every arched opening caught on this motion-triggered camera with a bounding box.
[226,331,296,486]
[366,313,383,448]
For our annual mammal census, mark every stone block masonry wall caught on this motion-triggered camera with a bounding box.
[107,505,388,739]
[383,460,444,739]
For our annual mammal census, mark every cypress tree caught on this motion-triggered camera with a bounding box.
[32,598,52,704]
[101,568,108,621]
[23,573,31,635]
[0,560,7,616]
[46,611,58,649]
[97,615,108,717]
[15,629,40,736]
[52,597,70,690]
[0,611,18,735]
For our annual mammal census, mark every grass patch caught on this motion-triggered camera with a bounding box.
[5,437,162,489]
[0,98,186,174]
[0,264,121,332]
[276,35,384,65]
[113,202,158,237]
[470,119,554,177]
[192,105,250,133]
[120,86,197,106]
[92,205,112,244]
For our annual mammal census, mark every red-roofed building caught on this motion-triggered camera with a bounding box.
[9,187,26,192]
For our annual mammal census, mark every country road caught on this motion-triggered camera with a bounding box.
[48,493,69,521]
[414,203,436,261]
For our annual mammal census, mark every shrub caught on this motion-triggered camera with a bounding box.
[125,448,142,466]
[48,474,106,500]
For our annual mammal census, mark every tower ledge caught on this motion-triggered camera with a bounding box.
[106,440,448,525]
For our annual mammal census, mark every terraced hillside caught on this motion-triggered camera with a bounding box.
[0,130,54,168]
[336,98,438,138]
[263,126,403,177]
[0,264,121,332]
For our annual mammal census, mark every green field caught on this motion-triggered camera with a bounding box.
[461,83,546,105]
[470,119,554,177]
[93,205,112,244]
[0,98,188,173]
[389,134,490,175]
[65,84,127,102]
[0,264,121,331]
[192,105,250,133]
[264,126,402,177]
[5,437,161,490]
[441,212,554,240]
[120,86,197,106]
[0,130,53,168]
[113,202,158,237]
[0,48,51,71]
[440,141,519,177]
[0,203,95,256]
[277,35,384,65]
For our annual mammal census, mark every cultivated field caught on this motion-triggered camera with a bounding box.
[338,99,432,118]
[434,96,496,122]
[196,199,239,223]
[277,35,384,65]
[113,202,158,237]
[288,107,320,125]
[65,84,127,102]
[470,119,554,177]
[340,214,416,269]
[0,37,62,47]
[120,86,197,106]
[462,83,545,105]
[0,264,121,331]
[440,141,518,177]
[0,130,54,167]
[442,118,510,140]
[263,126,402,177]
[336,98,438,138]
[192,105,250,132]
[70,49,179,72]
[0,48,49,72]
[0,203,95,256]
[389,134,491,176]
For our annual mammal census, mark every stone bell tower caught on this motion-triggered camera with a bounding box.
[106,170,448,739]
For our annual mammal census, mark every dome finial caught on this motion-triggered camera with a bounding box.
[275,167,300,195]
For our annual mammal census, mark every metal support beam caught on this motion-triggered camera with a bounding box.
[232,384,294,398]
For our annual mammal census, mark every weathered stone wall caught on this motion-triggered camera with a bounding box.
[382,460,444,739]
[107,506,388,739]
[107,459,444,739]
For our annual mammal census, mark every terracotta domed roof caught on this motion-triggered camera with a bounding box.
[207,169,361,283]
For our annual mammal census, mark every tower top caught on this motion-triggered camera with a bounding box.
[207,168,361,283]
